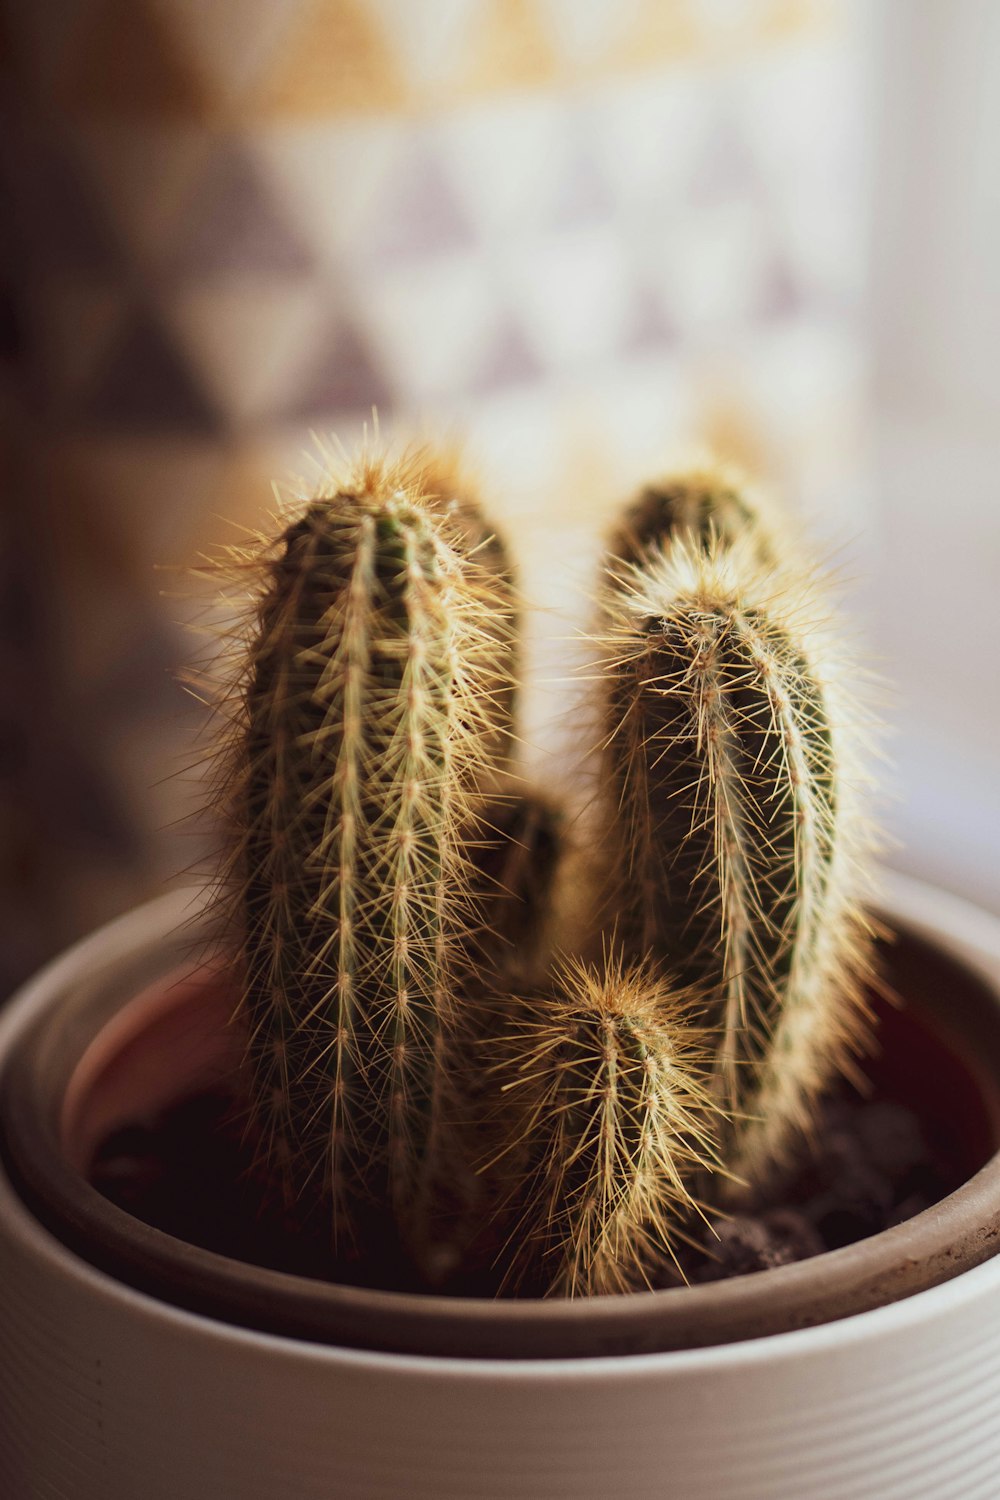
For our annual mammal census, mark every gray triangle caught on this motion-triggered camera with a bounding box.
[82,305,220,431]
[689,115,759,207]
[165,143,314,275]
[275,317,394,423]
[621,284,678,356]
[0,129,122,274]
[470,315,544,394]
[757,255,804,322]
[370,145,475,262]
[550,143,615,229]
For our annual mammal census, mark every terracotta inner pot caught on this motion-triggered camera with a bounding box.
[4,912,1000,1359]
[60,967,243,1176]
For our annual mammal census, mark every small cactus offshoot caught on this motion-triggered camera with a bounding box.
[495,956,723,1297]
[207,450,879,1295]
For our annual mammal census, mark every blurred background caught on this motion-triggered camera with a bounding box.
[0,0,997,998]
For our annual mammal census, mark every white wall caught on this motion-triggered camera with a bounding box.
[866,0,1000,913]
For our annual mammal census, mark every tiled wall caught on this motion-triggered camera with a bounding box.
[0,0,868,989]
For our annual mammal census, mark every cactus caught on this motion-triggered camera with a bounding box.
[419,789,566,1286]
[200,447,881,1296]
[596,482,875,1186]
[496,955,724,1297]
[607,467,777,572]
[464,791,564,986]
[221,452,516,1253]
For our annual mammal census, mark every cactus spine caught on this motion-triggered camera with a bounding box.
[597,474,875,1185]
[465,791,564,986]
[420,791,566,1286]
[226,454,515,1250]
[203,449,881,1297]
[498,957,722,1297]
[608,469,776,570]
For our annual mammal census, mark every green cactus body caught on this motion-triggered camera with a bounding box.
[464,792,563,986]
[419,790,566,1288]
[498,958,722,1297]
[228,458,514,1250]
[200,447,882,1296]
[599,524,874,1185]
[607,469,777,573]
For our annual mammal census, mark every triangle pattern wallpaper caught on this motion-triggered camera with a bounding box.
[1,0,863,985]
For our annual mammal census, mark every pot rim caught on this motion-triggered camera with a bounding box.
[3,872,1000,1362]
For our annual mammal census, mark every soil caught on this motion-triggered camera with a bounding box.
[688,1094,952,1283]
[90,1082,963,1294]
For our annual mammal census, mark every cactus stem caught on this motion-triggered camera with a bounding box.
[204,447,517,1254]
[495,953,726,1297]
[595,523,878,1185]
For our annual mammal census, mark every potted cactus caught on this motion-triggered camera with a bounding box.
[3,452,1000,1499]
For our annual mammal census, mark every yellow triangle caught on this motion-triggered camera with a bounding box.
[456,0,559,97]
[153,0,301,109]
[758,0,828,44]
[168,283,321,426]
[610,0,701,72]
[556,412,617,520]
[205,445,292,561]
[76,121,206,263]
[256,0,407,116]
[60,0,212,118]
[694,387,775,484]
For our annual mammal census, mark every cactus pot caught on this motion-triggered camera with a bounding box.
[3,874,1000,1500]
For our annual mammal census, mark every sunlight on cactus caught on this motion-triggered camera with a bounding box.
[595,472,878,1186]
[494,954,725,1297]
[202,448,880,1294]
[210,449,517,1257]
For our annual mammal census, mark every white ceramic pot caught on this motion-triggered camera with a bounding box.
[2,873,1000,1499]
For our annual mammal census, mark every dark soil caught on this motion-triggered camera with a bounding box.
[689,1095,952,1283]
[90,1083,963,1294]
